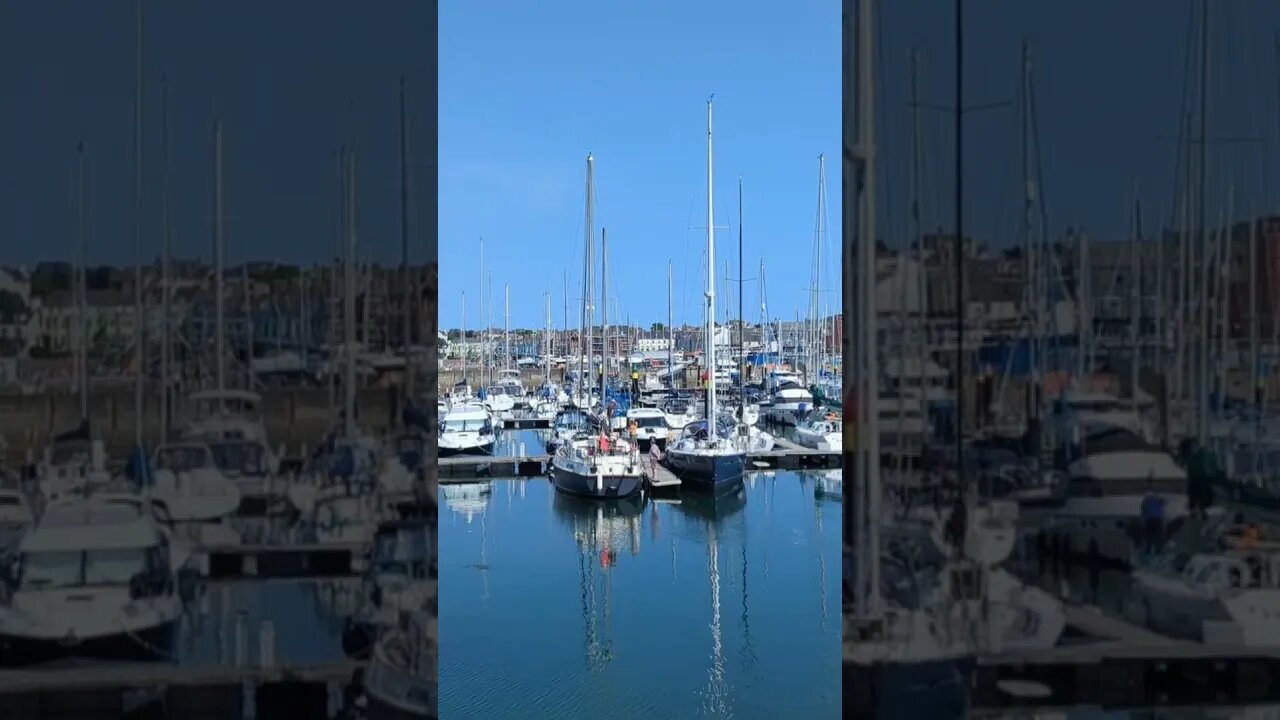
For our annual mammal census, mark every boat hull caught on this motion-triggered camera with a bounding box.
[666,449,745,493]
[438,440,495,458]
[844,658,973,720]
[0,619,176,665]
[550,466,643,499]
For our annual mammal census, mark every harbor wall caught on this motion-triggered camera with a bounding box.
[0,387,404,463]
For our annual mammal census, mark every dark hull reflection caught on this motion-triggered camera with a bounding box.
[669,483,748,521]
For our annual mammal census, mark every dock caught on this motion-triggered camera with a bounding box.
[200,542,365,579]
[439,454,551,481]
[643,462,682,489]
[503,417,550,429]
[0,661,364,720]
[439,447,840,481]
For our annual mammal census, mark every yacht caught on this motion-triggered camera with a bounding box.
[495,369,526,399]
[149,442,243,521]
[363,609,437,719]
[546,407,596,453]
[666,417,746,494]
[438,403,496,457]
[481,385,516,419]
[35,421,111,503]
[795,414,842,451]
[659,395,697,430]
[665,100,747,494]
[624,407,670,450]
[550,435,643,499]
[447,380,473,405]
[1131,542,1280,646]
[766,372,814,425]
[1024,429,1210,565]
[0,501,183,662]
[182,390,271,445]
[342,519,436,659]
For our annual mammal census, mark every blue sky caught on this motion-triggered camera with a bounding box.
[0,2,431,269]
[439,0,840,331]
[877,0,1280,251]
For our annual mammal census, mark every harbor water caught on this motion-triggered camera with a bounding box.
[438,454,840,719]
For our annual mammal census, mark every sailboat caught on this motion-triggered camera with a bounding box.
[665,99,748,493]
[552,225,644,500]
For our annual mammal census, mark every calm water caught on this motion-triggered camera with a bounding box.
[438,470,841,720]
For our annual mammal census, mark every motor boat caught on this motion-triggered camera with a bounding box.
[766,372,814,426]
[0,501,184,662]
[363,609,437,719]
[438,403,496,457]
[624,407,670,450]
[546,407,597,454]
[342,519,435,659]
[795,414,842,451]
[149,442,243,521]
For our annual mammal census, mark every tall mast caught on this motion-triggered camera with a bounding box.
[344,150,358,438]
[461,292,467,386]
[583,154,595,402]
[1195,0,1211,443]
[1130,192,1141,422]
[76,142,88,421]
[705,98,718,428]
[214,122,225,411]
[479,238,485,388]
[668,261,674,388]
[399,76,413,395]
[847,0,882,621]
[160,73,171,438]
[328,150,342,416]
[133,0,144,455]
[600,228,609,404]
[244,263,253,389]
[545,291,552,383]
[504,283,510,370]
[738,175,745,420]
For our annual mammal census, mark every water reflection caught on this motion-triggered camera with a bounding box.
[439,473,838,719]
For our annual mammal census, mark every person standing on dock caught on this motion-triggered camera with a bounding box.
[649,439,662,476]
[1185,440,1217,520]
[631,369,640,397]
[1140,478,1165,556]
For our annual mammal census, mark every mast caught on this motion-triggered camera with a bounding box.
[1195,0,1210,443]
[133,0,144,457]
[214,121,225,411]
[461,292,467,386]
[583,154,595,403]
[160,73,171,438]
[847,0,882,621]
[600,228,609,405]
[479,238,485,389]
[328,150,342,416]
[399,76,414,395]
[738,175,745,422]
[1130,192,1141,422]
[244,262,253,389]
[344,150,358,438]
[504,283,510,370]
[705,98,718,429]
[911,48,929,442]
[668,261,674,388]
[545,292,552,384]
[76,142,88,421]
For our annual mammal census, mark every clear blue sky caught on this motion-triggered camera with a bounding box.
[0,2,432,269]
[439,0,840,332]
[878,0,1280,251]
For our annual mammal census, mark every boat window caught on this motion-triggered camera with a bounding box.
[1194,563,1218,585]
[19,547,151,590]
[631,416,667,428]
[155,446,209,473]
[209,442,266,475]
[443,418,490,433]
